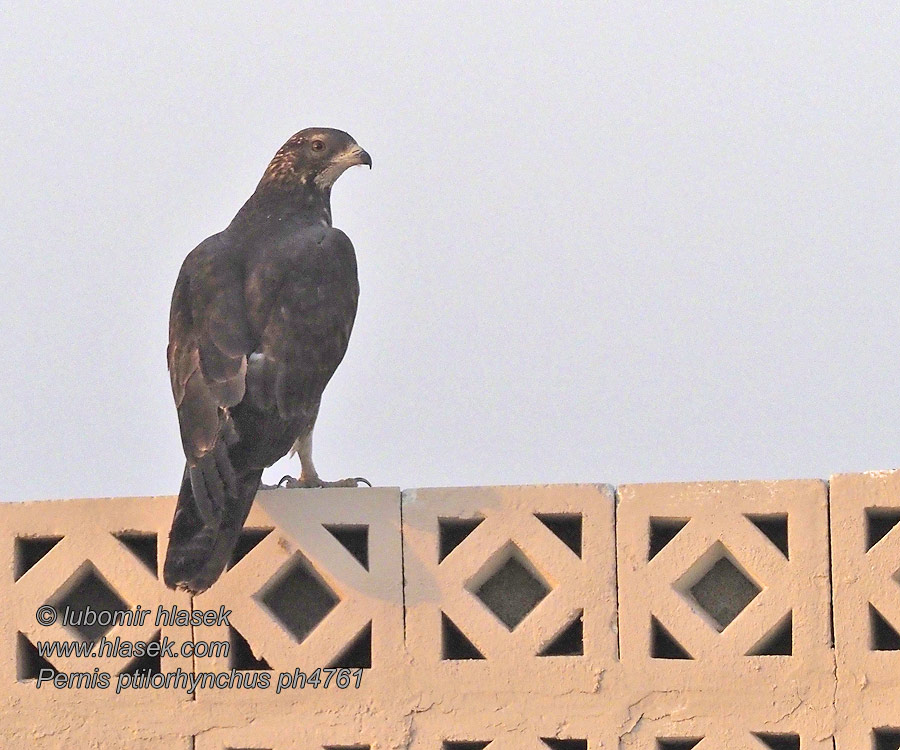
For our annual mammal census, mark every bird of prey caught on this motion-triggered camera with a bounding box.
[163,128,372,594]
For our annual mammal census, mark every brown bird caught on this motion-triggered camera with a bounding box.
[163,128,371,593]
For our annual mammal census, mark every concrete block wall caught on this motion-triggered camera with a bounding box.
[2,474,900,748]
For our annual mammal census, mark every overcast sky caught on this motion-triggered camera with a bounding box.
[2,3,900,503]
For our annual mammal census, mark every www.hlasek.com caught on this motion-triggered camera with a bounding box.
[32,604,364,694]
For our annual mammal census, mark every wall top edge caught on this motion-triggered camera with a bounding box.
[6,471,900,506]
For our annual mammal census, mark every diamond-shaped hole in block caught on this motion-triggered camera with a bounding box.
[470,544,551,630]
[257,552,339,643]
[49,561,129,643]
[676,543,761,631]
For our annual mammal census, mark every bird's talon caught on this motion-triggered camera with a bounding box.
[270,475,372,489]
[322,476,372,488]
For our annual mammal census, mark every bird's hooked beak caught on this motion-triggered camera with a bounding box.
[312,141,372,189]
[345,145,372,169]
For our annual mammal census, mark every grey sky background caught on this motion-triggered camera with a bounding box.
[2,3,899,503]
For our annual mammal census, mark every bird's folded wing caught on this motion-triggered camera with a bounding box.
[168,233,253,463]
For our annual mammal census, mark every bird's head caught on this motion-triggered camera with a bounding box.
[261,127,372,191]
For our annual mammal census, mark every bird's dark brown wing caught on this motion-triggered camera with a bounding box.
[167,232,254,524]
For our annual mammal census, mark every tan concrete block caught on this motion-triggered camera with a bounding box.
[0,480,850,748]
[615,689,833,749]
[192,704,411,750]
[403,698,618,750]
[833,708,900,750]
[402,484,617,699]
[9,725,193,750]
[830,470,900,747]
[190,487,406,709]
[0,496,193,705]
[616,480,834,705]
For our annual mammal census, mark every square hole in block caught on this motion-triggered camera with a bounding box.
[676,543,760,631]
[469,544,551,630]
[257,552,339,643]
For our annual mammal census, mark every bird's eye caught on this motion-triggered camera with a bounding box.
[311,139,325,151]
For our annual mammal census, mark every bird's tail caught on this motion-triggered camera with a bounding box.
[163,443,263,594]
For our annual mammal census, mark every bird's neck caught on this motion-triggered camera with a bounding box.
[233,180,333,228]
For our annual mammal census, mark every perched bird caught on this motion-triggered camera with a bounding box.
[163,128,372,593]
